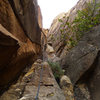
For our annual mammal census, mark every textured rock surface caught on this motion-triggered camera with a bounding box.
[61,24,100,100]
[9,0,41,44]
[1,0,100,99]
[48,0,100,58]
[74,83,91,100]
[47,1,100,99]
[0,0,41,93]
[87,51,100,100]
[0,0,27,42]
[38,5,43,28]
[60,75,74,100]
[61,25,100,84]
[46,44,61,63]
[0,24,19,71]
[0,60,65,100]
[48,13,67,57]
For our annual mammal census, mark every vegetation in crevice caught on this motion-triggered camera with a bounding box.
[48,61,64,83]
[50,34,55,42]
[58,0,100,50]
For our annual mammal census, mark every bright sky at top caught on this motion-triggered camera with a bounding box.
[38,0,79,28]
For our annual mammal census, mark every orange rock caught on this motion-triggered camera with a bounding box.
[0,0,41,92]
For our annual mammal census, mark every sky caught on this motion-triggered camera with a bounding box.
[38,0,79,28]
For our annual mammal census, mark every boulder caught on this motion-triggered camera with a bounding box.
[61,25,100,85]
[46,44,61,63]
[60,75,74,100]
[61,25,100,100]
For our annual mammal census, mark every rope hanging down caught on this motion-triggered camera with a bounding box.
[34,29,47,100]
[34,63,43,100]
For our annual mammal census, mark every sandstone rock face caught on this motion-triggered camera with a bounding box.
[61,25,100,85]
[48,13,67,57]
[0,60,65,100]
[0,0,27,42]
[9,0,41,44]
[38,6,43,28]
[48,1,100,99]
[48,0,100,58]
[61,24,100,100]
[0,0,41,93]
[46,44,61,63]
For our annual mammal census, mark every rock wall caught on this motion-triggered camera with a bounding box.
[38,5,43,28]
[0,0,41,93]
[48,0,100,100]
[9,0,41,44]
[61,22,100,100]
[61,25,100,84]
[48,0,100,58]
[0,61,65,100]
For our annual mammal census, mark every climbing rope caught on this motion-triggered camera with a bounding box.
[34,29,47,100]
[34,63,43,100]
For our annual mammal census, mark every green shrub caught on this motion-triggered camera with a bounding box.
[51,0,100,51]
[48,61,64,81]
[58,0,100,49]
[50,34,55,41]
[58,18,63,23]
[73,0,100,40]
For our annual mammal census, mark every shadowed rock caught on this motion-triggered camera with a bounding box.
[0,0,41,93]
[9,0,41,44]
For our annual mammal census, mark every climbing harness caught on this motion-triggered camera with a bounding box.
[34,29,47,100]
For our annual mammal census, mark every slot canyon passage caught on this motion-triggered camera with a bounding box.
[0,0,100,100]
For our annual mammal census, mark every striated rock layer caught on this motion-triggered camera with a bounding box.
[48,0,100,58]
[0,0,41,93]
